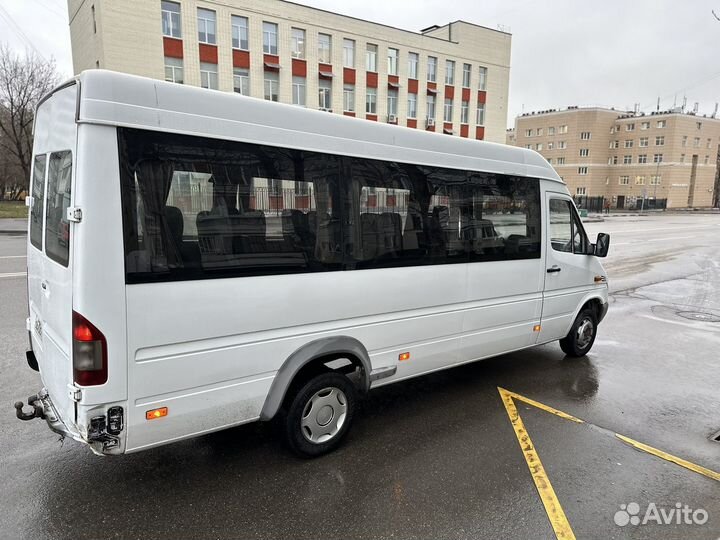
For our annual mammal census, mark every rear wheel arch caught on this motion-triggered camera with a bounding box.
[260,336,371,421]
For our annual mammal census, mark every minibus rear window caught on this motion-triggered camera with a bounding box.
[45,151,73,267]
[30,154,47,250]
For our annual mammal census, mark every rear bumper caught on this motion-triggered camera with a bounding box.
[36,388,84,443]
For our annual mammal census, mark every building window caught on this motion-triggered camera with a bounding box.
[641,121,650,130]
[548,126,555,136]
[558,125,568,134]
[624,140,633,148]
[343,85,355,112]
[547,158,552,164]
[478,66,487,90]
[650,175,661,185]
[619,176,629,185]
[537,127,543,136]
[536,143,543,151]
[638,154,647,164]
[233,68,249,95]
[680,154,685,163]
[263,22,278,55]
[366,44,377,72]
[639,137,648,147]
[460,100,469,123]
[612,156,618,164]
[635,176,645,185]
[366,88,377,114]
[707,138,712,148]
[292,76,306,106]
[317,33,332,63]
[653,153,663,163]
[263,72,279,101]
[657,120,666,128]
[558,141,566,149]
[462,63,471,87]
[164,57,183,84]
[387,89,398,118]
[580,131,591,140]
[197,8,216,44]
[232,16,249,50]
[476,102,485,125]
[408,52,419,79]
[427,94,436,120]
[547,141,554,150]
[626,123,634,131]
[525,144,532,149]
[387,48,399,76]
[443,98,453,122]
[445,60,455,85]
[161,1,181,38]
[343,39,355,68]
[579,148,589,157]
[318,79,332,110]
[696,122,703,130]
[199,62,218,89]
[682,135,687,147]
[623,155,632,164]
[407,92,417,119]
[610,140,619,149]
[556,157,565,165]
[576,187,586,196]
[693,137,700,148]
[655,136,665,146]
[291,27,305,58]
[427,56,437,82]
[525,129,533,137]
[705,155,710,165]
[578,167,588,175]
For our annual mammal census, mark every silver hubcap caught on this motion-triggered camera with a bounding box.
[576,318,594,349]
[301,387,347,444]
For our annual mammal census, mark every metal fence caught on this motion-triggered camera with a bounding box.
[573,195,605,213]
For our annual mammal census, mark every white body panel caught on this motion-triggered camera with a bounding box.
[26,71,608,454]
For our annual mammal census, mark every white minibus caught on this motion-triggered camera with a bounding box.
[15,71,609,457]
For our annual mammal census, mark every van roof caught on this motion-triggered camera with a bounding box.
[61,70,563,184]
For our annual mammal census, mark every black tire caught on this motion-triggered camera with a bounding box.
[280,372,357,458]
[559,308,598,357]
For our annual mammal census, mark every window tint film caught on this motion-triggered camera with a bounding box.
[45,151,73,266]
[118,128,541,283]
[549,199,572,253]
[30,154,47,250]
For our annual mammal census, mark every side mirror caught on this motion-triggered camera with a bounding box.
[593,233,610,258]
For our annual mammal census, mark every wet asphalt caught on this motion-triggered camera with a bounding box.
[0,214,718,540]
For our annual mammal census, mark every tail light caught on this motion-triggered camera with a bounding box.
[72,311,107,386]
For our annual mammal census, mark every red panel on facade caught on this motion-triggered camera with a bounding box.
[233,49,250,68]
[264,54,280,71]
[426,125,436,132]
[443,122,453,132]
[407,79,418,94]
[407,119,418,129]
[292,58,307,77]
[478,90,487,104]
[199,43,217,64]
[344,112,356,117]
[343,68,356,84]
[318,62,333,73]
[163,37,183,59]
[476,126,485,140]
[388,74,399,85]
[366,72,378,88]
[366,114,378,121]
[444,85,455,100]
[460,124,469,138]
[427,81,437,91]
[462,88,471,102]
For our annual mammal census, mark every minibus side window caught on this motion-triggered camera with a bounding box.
[571,210,589,254]
[30,154,47,250]
[549,199,573,253]
[45,151,73,266]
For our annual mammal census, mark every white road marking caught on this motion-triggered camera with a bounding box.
[0,272,26,278]
[0,255,26,259]
[614,235,696,246]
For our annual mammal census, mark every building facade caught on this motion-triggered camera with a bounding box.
[67,0,511,143]
[511,107,720,209]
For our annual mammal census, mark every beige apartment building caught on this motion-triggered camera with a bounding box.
[67,0,511,143]
[511,107,720,209]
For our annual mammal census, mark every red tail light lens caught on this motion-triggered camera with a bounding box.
[72,311,107,386]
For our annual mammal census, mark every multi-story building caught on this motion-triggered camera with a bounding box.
[511,107,720,208]
[67,0,511,143]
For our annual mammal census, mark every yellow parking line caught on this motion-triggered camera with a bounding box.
[615,434,720,482]
[498,387,576,540]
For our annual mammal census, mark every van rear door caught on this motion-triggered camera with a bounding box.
[27,83,78,430]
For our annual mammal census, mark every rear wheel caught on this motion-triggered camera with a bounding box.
[559,308,597,357]
[281,372,356,458]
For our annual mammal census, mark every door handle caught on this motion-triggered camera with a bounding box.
[546,266,562,273]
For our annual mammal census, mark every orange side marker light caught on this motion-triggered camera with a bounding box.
[399,352,411,361]
[146,407,168,420]
[533,325,542,332]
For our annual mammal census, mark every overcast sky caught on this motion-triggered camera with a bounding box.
[1,0,719,127]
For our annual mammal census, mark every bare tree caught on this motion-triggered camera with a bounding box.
[0,44,59,200]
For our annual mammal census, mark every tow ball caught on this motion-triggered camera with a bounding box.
[14,395,45,421]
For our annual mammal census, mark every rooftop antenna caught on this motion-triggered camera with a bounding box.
[656,97,660,111]
[693,102,699,113]
[712,103,718,119]
[682,96,687,111]
[634,102,640,114]
[673,94,677,108]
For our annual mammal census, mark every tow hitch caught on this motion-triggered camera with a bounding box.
[14,394,46,421]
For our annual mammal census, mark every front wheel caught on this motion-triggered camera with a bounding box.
[281,372,357,458]
[559,308,598,357]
